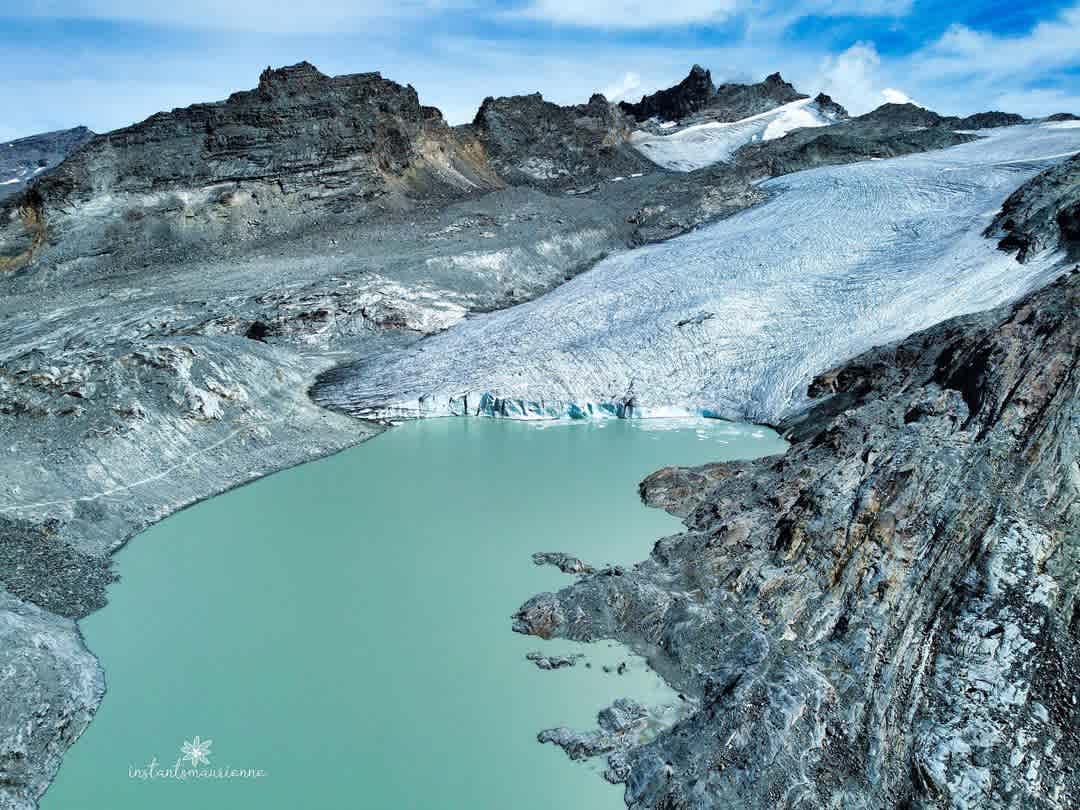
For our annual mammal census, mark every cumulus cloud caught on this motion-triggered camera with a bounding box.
[815,42,919,114]
[601,72,642,102]
[9,0,466,33]
[882,87,916,105]
[513,0,737,29]
[913,4,1080,80]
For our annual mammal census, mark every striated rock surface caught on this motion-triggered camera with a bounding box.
[988,153,1080,261]
[472,91,652,188]
[0,62,501,275]
[514,269,1080,809]
[0,127,94,202]
[0,589,103,810]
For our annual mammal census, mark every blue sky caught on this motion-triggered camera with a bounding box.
[1,0,1078,140]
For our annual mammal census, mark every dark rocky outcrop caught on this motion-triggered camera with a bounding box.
[470,91,651,189]
[947,110,1027,129]
[515,269,1080,809]
[733,102,979,178]
[851,103,1027,133]
[0,62,501,273]
[36,62,495,203]
[620,67,806,124]
[618,64,717,122]
[813,92,849,120]
[1046,112,1079,122]
[0,126,94,202]
[988,153,1080,261]
[709,72,807,121]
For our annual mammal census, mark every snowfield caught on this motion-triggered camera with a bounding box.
[318,123,1080,424]
[630,98,838,171]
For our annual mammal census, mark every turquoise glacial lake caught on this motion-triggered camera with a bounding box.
[43,418,785,809]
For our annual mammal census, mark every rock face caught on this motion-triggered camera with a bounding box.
[812,92,849,120]
[0,127,93,202]
[0,62,500,274]
[853,103,1027,133]
[620,67,806,123]
[0,590,103,810]
[949,110,1027,129]
[515,268,1080,809]
[988,153,1080,261]
[619,65,718,122]
[470,91,651,188]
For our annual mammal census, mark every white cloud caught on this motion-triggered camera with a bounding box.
[601,72,642,102]
[882,87,915,105]
[816,42,882,114]
[11,0,467,33]
[814,42,921,114]
[513,0,738,29]
[990,87,1080,119]
[913,4,1080,80]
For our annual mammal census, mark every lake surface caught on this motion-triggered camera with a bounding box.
[43,418,785,810]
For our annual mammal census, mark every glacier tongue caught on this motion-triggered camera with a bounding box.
[317,124,1080,425]
[630,98,835,172]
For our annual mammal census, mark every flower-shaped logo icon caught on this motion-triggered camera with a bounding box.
[180,736,213,767]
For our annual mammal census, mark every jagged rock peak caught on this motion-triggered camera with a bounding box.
[813,92,849,120]
[619,65,717,122]
[258,60,329,90]
[469,89,650,188]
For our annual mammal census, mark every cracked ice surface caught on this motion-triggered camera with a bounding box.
[318,124,1080,424]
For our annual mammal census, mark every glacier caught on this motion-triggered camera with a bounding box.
[630,98,838,172]
[316,123,1080,425]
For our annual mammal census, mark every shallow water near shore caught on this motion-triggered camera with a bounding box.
[43,417,785,810]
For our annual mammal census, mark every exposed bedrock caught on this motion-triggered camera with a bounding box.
[619,66,807,124]
[471,91,653,189]
[988,152,1080,262]
[0,62,503,276]
[0,127,94,203]
[514,269,1080,809]
[0,590,102,810]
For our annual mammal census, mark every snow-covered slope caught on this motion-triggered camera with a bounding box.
[317,123,1080,424]
[631,98,839,172]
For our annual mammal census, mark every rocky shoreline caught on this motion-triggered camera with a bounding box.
[515,268,1079,808]
[1,61,1077,809]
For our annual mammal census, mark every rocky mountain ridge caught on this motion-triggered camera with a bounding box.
[619,65,809,124]
[0,126,94,203]
[0,60,1076,810]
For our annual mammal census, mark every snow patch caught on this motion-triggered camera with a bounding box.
[631,99,835,172]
